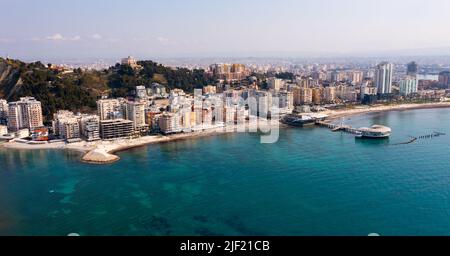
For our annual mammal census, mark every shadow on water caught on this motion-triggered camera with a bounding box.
[354,137,390,146]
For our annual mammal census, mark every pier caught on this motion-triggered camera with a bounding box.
[316,119,392,138]
[315,121,362,135]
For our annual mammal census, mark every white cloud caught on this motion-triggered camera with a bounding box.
[92,34,103,40]
[46,33,65,41]
[32,34,82,41]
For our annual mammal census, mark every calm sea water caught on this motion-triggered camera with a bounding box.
[1,108,450,236]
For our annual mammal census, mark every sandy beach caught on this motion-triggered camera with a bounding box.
[324,102,450,120]
[2,102,450,164]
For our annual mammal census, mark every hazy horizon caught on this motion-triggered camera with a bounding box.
[2,0,450,60]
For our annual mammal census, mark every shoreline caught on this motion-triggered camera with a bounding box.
[78,118,281,164]
[324,102,450,120]
[2,102,450,164]
[2,118,280,164]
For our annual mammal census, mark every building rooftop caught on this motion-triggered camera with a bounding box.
[100,119,133,124]
[359,125,391,133]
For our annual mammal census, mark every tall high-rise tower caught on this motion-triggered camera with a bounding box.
[374,62,393,95]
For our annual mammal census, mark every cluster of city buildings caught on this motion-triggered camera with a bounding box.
[208,63,251,81]
[0,82,293,141]
[260,61,450,106]
[1,59,450,143]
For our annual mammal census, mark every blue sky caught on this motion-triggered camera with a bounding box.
[1,0,450,60]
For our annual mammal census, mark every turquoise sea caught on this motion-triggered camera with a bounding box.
[1,108,450,236]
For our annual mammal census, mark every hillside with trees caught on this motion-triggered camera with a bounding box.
[0,58,215,120]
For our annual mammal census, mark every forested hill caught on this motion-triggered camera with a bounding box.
[108,60,212,97]
[0,58,214,120]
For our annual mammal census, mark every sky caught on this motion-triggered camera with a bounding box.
[1,0,450,60]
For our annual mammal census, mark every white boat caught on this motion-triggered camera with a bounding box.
[354,131,363,138]
[358,125,391,138]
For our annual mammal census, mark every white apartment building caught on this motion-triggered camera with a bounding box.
[126,101,147,131]
[52,110,81,140]
[223,105,237,124]
[158,113,182,134]
[202,107,213,126]
[349,71,364,85]
[323,86,337,103]
[336,85,357,102]
[7,97,43,132]
[97,98,126,120]
[293,87,313,105]
[60,118,81,140]
[150,83,167,98]
[374,62,393,94]
[277,91,294,113]
[80,114,100,141]
[135,85,148,100]
[253,91,272,117]
[399,77,418,96]
[360,81,378,98]
[268,78,283,91]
